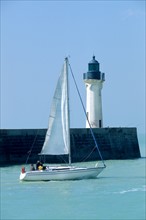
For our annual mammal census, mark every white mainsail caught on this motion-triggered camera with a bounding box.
[40,58,70,155]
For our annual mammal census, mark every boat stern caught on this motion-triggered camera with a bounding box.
[19,172,26,181]
[19,167,26,181]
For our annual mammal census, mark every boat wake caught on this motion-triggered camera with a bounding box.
[114,185,146,194]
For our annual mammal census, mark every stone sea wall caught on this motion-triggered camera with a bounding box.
[0,127,141,165]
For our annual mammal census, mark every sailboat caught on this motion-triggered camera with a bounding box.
[20,57,106,181]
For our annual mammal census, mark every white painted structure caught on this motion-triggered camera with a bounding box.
[83,56,105,128]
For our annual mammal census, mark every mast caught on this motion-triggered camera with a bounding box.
[65,57,71,165]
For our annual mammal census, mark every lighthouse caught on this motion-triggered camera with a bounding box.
[83,56,105,128]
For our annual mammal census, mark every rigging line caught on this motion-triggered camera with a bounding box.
[25,129,40,164]
[68,62,106,167]
[81,146,97,162]
[58,155,68,164]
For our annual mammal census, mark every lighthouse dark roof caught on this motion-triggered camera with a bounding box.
[83,55,101,80]
[83,55,105,81]
[89,55,99,64]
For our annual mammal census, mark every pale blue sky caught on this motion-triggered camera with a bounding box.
[1,0,145,133]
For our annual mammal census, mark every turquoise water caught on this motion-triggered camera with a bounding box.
[1,134,146,220]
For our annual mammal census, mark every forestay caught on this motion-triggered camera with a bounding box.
[40,59,70,155]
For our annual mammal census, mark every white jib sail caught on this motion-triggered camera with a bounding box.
[40,59,70,155]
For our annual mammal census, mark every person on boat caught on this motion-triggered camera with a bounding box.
[36,161,43,170]
[30,164,35,171]
[36,161,47,170]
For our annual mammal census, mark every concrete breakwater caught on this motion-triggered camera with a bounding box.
[0,127,141,165]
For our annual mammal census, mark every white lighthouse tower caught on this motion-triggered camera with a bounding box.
[83,56,105,128]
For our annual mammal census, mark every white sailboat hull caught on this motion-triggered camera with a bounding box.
[20,166,105,181]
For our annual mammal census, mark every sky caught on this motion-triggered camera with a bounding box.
[1,0,145,134]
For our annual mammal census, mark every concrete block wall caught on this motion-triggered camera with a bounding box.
[0,127,140,165]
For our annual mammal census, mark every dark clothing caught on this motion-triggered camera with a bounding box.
[36,161,43,170]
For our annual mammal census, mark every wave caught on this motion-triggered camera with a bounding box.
[114,185,146,194]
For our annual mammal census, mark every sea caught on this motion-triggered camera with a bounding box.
[1,133,146,220]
